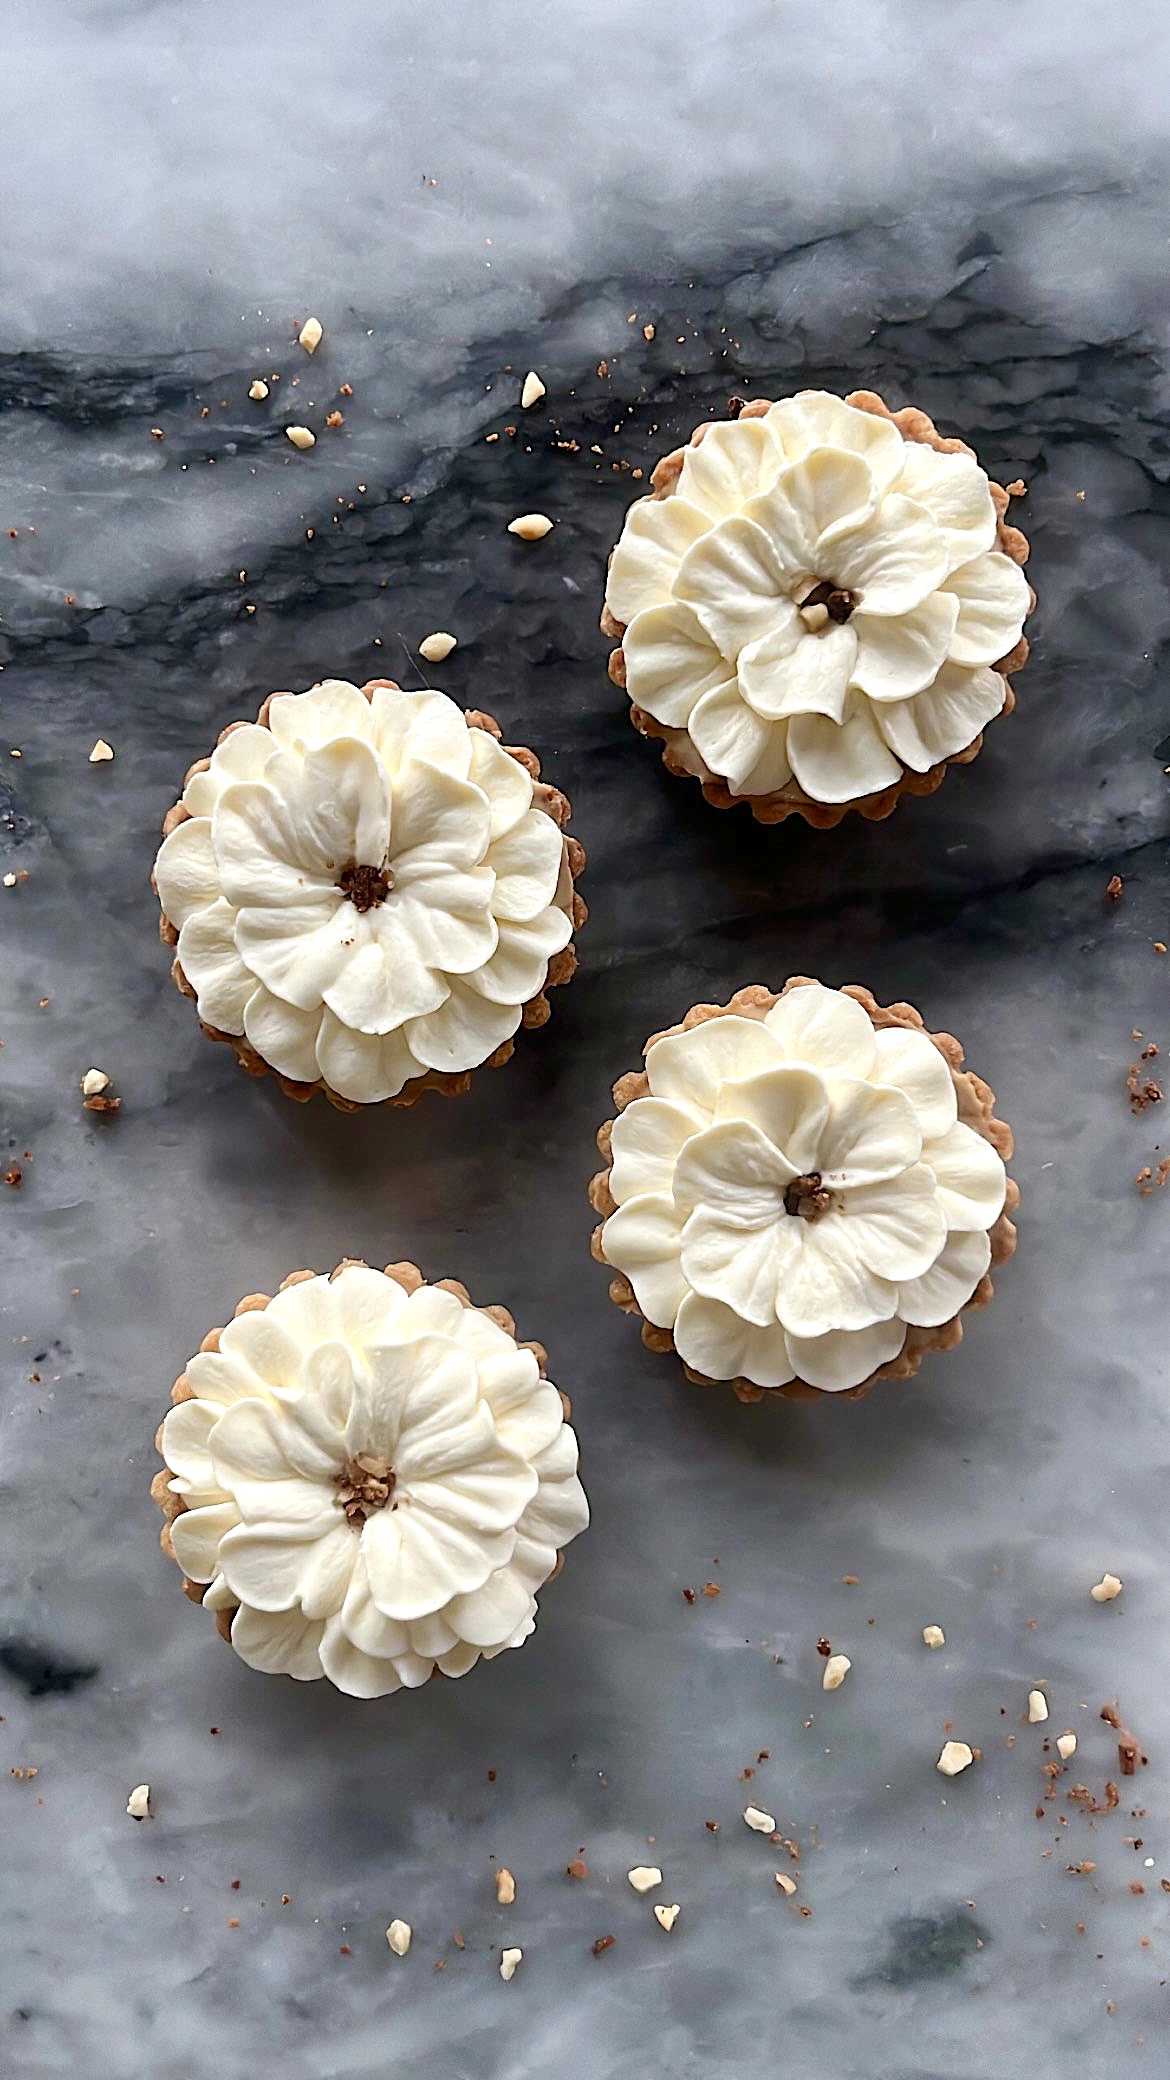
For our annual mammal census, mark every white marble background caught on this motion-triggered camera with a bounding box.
[3,4,1170,2076]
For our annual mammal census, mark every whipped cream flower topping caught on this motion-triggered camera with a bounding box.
[601,984,1007,1392]
[158,1266,589,1697]
[153,680,574,1102]
[605,392,1030,803]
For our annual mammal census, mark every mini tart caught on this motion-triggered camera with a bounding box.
[153,678,587,1110]
[589,980,1017,1401]
[151,1260,589,1698]
[601,389,1033,826]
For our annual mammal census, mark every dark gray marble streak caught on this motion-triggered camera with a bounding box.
[3,6,1170,2077]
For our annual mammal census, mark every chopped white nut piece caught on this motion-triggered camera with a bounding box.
[743,1804,776,1835]
[520,370,546,409]
[799,601,830,632]
[495,1867,516,1905]
[385,1919,412,1956]
[499,1945,522,1982]
[419,631,457,663]
[81,1068,111,1097]
[774,1872,797,1897]
[507,512,553,540]
[2,873,16,888]
[89,739,115,763]
[626,1865,662,1893]
[248,380,269,401]
[1090,1572,1123,1602]
[286,426,316,451]
[298,316,323,354]
[822,1653,851,1691]
[922,1625,946,1649]
[1027,1689,1049,1724]
[653,1902,680,1932]
[937,1740,974,1777]
[126,1783,151,1820]
[1057,1732,1078,1760]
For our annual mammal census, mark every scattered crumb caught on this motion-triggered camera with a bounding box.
[1101,1700,1145,1777]
[339,1943,352,1956]
[150,427,165,442]
[682,1587,696,1604]
[774,1872,798,1896]
[2,873,16,888]
[627,1865,662,1893]
[325,410,345,429]
[126,1783,151,1820]
[922,1625,945,1649]
[298,317,323,354]
[653,1903,680,1932]
[89,739,115,763]
[702,1582,721,1599]
[507,513,553,541]
[643,323,656,342]
[1028,1690,1049,1724]
[419,631,457,664]
[1106,874,1124,902]
[520,371,546,409]
[1156,943,1168,956]
[385,1919,412,1956]
[339,382,353,398]
[286,426,316,451]
[1006,478,1027,497]
[81,1068,111,1098]
[591,1934,615,1956]
[842,1575,860,1586]
[452,1930,465,1949]
[83,1091,121,1114]
[248,380,269,401]
[4,1164,23,1187]
[1090,1573,1123,1603]
[1068,1861,1097,1876]
[566,1857,589,1880]
[937,1741,975,1777]
[499,1946,522,1982]
[1058,1732,1078,1760]
[744,1804,776,1835]
[495,1867,516,1906]
[822,1654,851,1692]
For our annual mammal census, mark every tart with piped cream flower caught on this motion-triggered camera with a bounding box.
[152,679,586,1108]
[601,390,1032,825]
[590,981,1017,1400]
[151,1260,589,1697]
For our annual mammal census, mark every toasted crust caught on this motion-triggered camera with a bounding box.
[153,682,587,1109]
[601,392,1034,827]
[589,979,1018,1403]
[153,1261,572,1642]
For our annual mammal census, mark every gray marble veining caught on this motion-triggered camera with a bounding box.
[3,6,1170,2076]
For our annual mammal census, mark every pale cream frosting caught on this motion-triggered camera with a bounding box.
[153,681,573,1101]
[159,1266,589,1697]
[606,392,1030,803]
[601,984,1006,1392]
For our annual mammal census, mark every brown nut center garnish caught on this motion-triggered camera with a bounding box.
[337,860,393,911]
[799,578,859,625]
[336,1453,396,1525]
[783,1172,833,1221]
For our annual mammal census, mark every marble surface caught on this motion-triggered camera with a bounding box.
[3,5,1170,2075]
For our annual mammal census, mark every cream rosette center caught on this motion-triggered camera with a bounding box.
[605,392,1030,802]
[159,1267,589,1697]
[153,680,573,1101]
[601,984,1007,1392]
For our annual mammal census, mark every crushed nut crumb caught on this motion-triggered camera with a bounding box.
[495,1867,516,1905]
[286,426,316,451]
[937,1741,975,1777]
[126,1783,151,1820]
[744,1804,776,1834]
[81,1069,111,1098]
[248,380,269,401]
[1090,1573,1123,1602]
[822,1654,851,1692]
[298,317,323,354]
[507,513,554,541]
[653,1903,680,1932]
[89,739,114,763]
[520,371,546,409]
[1028,1690,1049,1724]
[419,632,457,663]
[499,1946,522,1982]
[1057,1732,1078,1760]
[922,1625,945,1649]
[385,1919,412,1956]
